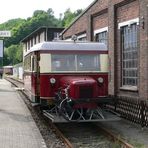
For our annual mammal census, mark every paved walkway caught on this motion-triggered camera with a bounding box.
[0,79,47,148]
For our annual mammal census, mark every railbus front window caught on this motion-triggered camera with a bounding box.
[51,54,101,72]
[77,54,100,71]
[51,54,76,71]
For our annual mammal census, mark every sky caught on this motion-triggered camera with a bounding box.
[0,0,94,24]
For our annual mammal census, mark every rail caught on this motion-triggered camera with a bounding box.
[96,124,134,148]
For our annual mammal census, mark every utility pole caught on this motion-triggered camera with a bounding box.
[0,39,4,78]
[0,40,4,66]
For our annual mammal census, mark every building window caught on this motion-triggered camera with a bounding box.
[27,41,30,50]
[53,32,59,40]
[38,34,40,43]
[95,31,108,45]
[121,23,138,87]
[31,38,33,47]
[25,43,27,52]
[78,37,87,41]
[34,37,36,45]
[77,33,87,41]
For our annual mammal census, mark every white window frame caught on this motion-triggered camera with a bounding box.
[64,38,72,41]
[77,33,87,41]
[94,27,108,46]
[118,18,139,29]
[94,27,108,36]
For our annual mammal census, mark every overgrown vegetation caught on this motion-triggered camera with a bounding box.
[0,8,82,66]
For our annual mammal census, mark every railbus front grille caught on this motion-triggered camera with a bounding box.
[79,86,93,98]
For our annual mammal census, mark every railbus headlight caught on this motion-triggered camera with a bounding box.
[50,78,56,84]
[97,77,104,83]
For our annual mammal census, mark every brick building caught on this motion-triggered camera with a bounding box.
[61,0,148,101]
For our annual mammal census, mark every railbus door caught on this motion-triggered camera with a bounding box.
[36,51,40,103]
[31,51,40,103]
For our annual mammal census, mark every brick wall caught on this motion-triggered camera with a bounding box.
[117,1,139,22]
[93,13,108,31]
[62,0,109,40]
[139,1,148,99]
[63,14,88,39]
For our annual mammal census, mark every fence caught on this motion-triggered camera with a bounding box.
[107,97,148,127]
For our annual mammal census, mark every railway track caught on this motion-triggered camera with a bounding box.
[5,77,134,148]
[56,122,119,148]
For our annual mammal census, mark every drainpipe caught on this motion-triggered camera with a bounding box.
[146,4,148,100]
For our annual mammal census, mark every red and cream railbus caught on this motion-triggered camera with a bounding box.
[23,41,118,122]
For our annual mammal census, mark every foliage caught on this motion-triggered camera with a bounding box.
[4,44,23,65]
[61,8,83,27]
[0,18,26,30]
[4,8,61,48]
[0,8,83,66]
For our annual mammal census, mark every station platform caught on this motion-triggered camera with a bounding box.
[0,79,47,148]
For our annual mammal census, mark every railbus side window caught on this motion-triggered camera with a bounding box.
[31,56,34,72]
[24,57,28,71]
[24,56,31,71]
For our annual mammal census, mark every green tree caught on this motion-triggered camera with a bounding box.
[4,8,60,48]
[4,44,23,65]
[0,18,25,30]
[61,8,83,27]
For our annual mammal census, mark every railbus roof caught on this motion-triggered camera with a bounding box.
[24,41,107,56]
